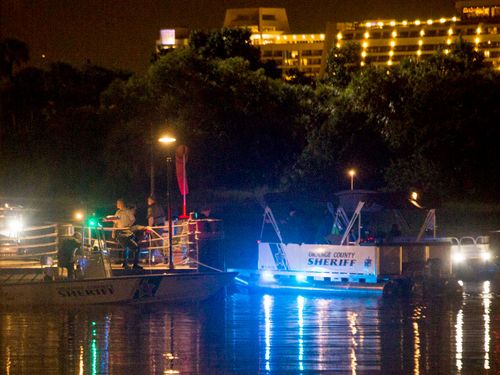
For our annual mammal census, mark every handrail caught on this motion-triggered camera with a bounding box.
[17,232,58,241]
[0,218,221,268]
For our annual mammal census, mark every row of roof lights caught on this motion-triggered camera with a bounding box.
[340,37,487,49]
[275,34,325,41]
[337,26,483,40]
[363,17,458,28]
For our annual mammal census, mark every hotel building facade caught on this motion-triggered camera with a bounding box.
[156,1,500,78]
[322,0,500,75]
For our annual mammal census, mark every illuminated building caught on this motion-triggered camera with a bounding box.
[321,0,500,74]
[155,1,500,78]
[155,27,190,54]
[223,8,325,78]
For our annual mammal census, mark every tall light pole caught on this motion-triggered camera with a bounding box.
[159,135,177,269]
[150,122,155,196]
[348,169,356,191]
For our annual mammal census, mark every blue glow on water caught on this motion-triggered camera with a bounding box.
[297,296,304,372]
[263,294,273,372]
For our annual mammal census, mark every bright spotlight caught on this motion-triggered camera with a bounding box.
[7,218,23,234]
[261,271,275,283]
[74,211,84,221]
[481,252,491,261]
[452,252,466,263]
[296,273,307,283]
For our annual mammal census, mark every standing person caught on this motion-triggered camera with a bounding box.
[147,196,166,261]
[111,199,142,270]
[58,231,82,280]
[147,196,166,228]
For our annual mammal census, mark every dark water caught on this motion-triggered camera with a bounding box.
[1,281,498,374]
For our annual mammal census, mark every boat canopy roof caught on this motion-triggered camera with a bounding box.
[335,190,436,213]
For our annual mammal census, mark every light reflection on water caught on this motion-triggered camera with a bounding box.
[0,281,498,374]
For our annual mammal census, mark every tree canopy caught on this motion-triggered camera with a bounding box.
[0,34,498,203]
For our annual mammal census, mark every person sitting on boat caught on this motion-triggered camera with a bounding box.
[110,199,142,270]
[58,231,82,280]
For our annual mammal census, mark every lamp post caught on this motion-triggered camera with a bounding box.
[159,135,177,269]
[348,169,356,191]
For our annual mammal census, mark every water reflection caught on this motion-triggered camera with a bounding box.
[0,281,498,374]
[482,281,491,370]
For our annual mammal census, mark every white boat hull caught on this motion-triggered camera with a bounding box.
[0,272,237,306]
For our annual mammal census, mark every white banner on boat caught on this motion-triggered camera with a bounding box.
[258,242,377,276]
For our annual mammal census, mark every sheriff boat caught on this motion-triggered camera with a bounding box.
[0,205,236,306]
[230,191,497,297]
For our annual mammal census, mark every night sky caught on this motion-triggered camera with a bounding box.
[2,0,456,72]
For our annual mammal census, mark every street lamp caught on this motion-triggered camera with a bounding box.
[348,169,356,191]
[159,134,177,269]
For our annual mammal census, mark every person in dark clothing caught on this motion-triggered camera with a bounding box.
[282,207,306,244]
[147,196,166,227]
[387,223,402,243]
[58,232,82,280]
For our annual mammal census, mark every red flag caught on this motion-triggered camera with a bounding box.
[175,145,189,195]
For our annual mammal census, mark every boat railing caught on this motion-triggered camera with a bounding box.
[76,219,223,268]
[0,218,223,270]
[0,223,58,260]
